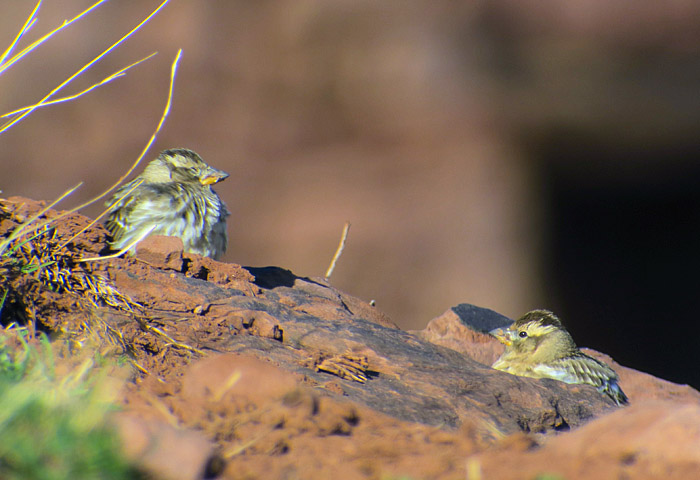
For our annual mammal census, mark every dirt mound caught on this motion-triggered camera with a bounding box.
[2,196,699,480]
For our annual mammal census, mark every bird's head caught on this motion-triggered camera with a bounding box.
[142,148,229,186]
[489,309,577,363]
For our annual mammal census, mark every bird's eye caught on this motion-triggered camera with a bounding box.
[518,331,528,338]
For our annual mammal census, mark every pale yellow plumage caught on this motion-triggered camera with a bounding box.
[490,310,628,405]
[105,149,229,259]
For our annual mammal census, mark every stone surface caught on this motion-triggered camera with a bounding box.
[113,412,216,480]
[415,304,512,365]
[419,302,700,407]
[135,234,184,271]
[3,196,700,480]
[108,260,621,433]
[477,400,700,480]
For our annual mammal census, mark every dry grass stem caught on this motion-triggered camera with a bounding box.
[1,0,169,134]
[211,370,242,402]
[0,0,108,75]
[145,325,204,355]
[78,225,155,262]
[0,3,201,388]
[0,183,82,256]
[59,48,183,249]
[316,351,369,383]
[2,53,156,118]
[325,222,351,280]
[58,178,144,250]
[0,0,40,68]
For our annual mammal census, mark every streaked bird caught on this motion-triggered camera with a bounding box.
[490,309,628,406]
[105,148,229,259]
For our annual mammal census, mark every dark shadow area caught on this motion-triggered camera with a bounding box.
[537,132,700,388]
[452,303,514,333]
[244,265,326,290]
[244,266,299,289]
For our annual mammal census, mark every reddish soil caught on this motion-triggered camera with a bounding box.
[2,196,700,480]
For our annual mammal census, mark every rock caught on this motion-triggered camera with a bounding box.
[135,235,184,271]
[181,353,298,403]
[582,348,700,404]
[113,412,216,480]
[5,196,700,480]
[415,303,512,365]
[418,304,700,406]
[478,400,700,480]
[183,253,257,291]
[246,267,399,329]
[451,303,514,333]
[107,253,620,433]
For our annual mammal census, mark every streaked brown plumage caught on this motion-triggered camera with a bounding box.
[104,148,229,259]
[490,309,628,406]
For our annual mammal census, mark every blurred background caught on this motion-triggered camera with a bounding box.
[1,1,699,388]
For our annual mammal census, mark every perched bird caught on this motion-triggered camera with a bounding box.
[489,310,628,406]
[105,148,230,259]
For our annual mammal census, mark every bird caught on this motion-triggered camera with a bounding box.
[489,309,628,406]
[104,148,230,260]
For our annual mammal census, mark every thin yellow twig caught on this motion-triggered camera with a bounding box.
[465,457,483,480]
[223,427,276,459]
[0,0,171,135]
[58,178,143,250]
[0,0,109,77]
[139,391,180,428]
[79,225,155,262]
[145,325,204,355]
[0,0,40,68]
[2,53,156,118]
[325,222,351,279]
[124,48,182,182]
[59,49,183,251]
[2,45,180,259]
[211,371,242,402]
[0,183,82,256]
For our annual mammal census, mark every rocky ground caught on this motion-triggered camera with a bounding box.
[2,196,700,480]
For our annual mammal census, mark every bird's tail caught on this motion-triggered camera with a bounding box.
[598,380,629,406]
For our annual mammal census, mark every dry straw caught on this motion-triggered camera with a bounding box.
[1,1,200,366]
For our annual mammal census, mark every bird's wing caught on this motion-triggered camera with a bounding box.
[531,363,574,383]
[105,185,181,249]
[535,354,617,386]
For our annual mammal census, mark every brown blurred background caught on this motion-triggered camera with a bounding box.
[2,1,700,388]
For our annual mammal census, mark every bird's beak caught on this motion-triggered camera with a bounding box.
[200,169,229,185]
[489,327,513,346]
